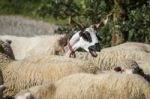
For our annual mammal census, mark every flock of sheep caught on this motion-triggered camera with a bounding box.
[0,31,149,99]
[0,15,150,99]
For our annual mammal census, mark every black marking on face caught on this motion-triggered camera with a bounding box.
[80,30,92,42]
[134,67,145,76]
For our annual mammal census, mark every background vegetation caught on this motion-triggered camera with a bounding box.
[0,0,150,47]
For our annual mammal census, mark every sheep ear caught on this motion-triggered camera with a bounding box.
[114,67,122,72]
[58,33,69,47]
[138,68,145,76]
[0,85,6,92]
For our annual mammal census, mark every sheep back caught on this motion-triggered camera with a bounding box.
[2,55,98,97]
[15,73,150,99]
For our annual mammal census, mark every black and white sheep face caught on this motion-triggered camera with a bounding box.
[114,66,145,76]
[69,27,101,57]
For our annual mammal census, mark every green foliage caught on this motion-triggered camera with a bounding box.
[127,4,150,43]
[0,0,41,15]
[36,0,150,47]
[0,0,150,47]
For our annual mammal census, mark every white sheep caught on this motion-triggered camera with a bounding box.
[55,40,150,57]
[75,44,150,70]
[0,51,100,98]
[0,25,102,59]
[0,34,67,60]
[15,73,150,99]
[1,41,146,98]
[0,37,101,98]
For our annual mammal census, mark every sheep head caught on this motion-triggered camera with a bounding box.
[63,12,113,57]
[0,39,15,60]
[114,66,145,76]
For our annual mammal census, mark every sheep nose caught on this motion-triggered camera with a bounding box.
[88,43,101,52]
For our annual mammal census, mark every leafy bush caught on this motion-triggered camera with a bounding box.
[36,0,150,47]
[0,0,150,47]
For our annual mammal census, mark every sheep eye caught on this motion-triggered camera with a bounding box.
[81,31,92,42]
[114,67,122,72]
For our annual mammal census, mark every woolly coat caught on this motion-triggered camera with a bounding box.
[15,73,150,99]
[114,42,150,52]
[75,45,150,70]
[0,34,65,60]
[0,54,99,98]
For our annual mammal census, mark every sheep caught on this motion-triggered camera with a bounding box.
[0,41,145,98]
[14,60,147,99]
[0,24,102,59]
[47,37,150,70]
[15,73,150,99]
[76,45,149,79]
[0,45,100,98]
[75,45,150,71]
[0,35,100,98]
[22,56,145,77]
[73,42,150,76]
[1,14,111,59]
[56,39,150,57]
[0,34,67,60]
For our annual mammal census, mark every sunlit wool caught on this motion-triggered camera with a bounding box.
[15,73,150,99]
